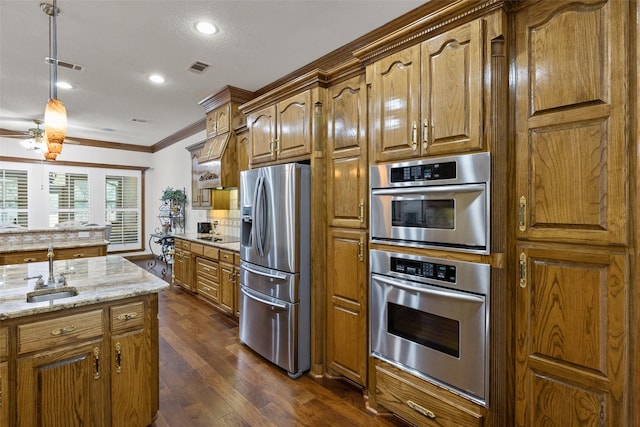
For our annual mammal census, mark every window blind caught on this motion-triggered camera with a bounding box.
[48,172,90,226]
[105,175,140,246]
[0,169,28,227]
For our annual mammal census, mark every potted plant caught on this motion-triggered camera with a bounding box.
[160,187,187,205]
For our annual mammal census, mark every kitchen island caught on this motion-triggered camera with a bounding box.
[0,255,169,427]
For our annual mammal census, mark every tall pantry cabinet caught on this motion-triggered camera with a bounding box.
[514,1,633,425]
[325,74,369,386]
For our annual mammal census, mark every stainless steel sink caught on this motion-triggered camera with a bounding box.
[26,286,78,303]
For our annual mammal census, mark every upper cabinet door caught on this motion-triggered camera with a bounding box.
[422,19,484,155]
[327,75,368,229]
[369,45,421,163]
[248,105,277,166]
[515,0,628,245]
[206,104,231,138]
[277,90,312,161]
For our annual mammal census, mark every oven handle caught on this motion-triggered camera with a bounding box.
[240,288,288,310]
[372,274,485,303]
[242,263,288,281]
[371,183,485,196]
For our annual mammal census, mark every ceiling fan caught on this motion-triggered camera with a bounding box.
[0,120,46,150]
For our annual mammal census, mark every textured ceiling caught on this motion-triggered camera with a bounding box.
[0,0,424,147]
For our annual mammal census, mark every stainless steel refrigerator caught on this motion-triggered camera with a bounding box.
[239,162,310,378]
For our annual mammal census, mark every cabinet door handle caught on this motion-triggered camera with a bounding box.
[115,342,122,374]
[269,139,274,155]
[358,237,364,262]
[519,252,527,289]
[359,199,364,223]
[93,347,100,379]
[275,138,281,155]
[422,119,429,150]
[411,122,418,148]
[407,400,436,419]
[116,312,138,321]
[51,325,76,336]
[519,196,527,231]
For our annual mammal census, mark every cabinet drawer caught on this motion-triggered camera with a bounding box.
[0,327,7,359]
[175,239,187,250]
[18,310,104,354]
[56,245,105,260]
[197,257,219,282]
[219,249,234,264]
[375,363,484,427]
[197,277,219,303]
[203,246,219,260]
[111,301,145,332]
[190,243,204,256]
[1,251,48,265]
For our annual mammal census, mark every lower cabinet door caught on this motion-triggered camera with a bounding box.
[111,330,152,427]
[17,341,106,427]
[0,361,8,427]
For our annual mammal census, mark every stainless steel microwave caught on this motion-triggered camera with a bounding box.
[370,153,490,254]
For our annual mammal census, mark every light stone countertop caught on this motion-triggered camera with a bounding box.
[0,255,169,320]
[172,233,240,252]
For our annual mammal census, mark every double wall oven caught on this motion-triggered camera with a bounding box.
[369,152,491,405]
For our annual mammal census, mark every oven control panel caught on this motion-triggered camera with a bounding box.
[391,257,456,283]
[390,160,456,183]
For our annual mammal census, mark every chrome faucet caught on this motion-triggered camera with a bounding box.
[47,244,56,285]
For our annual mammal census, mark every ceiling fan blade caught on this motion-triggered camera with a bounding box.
[0,128,28,138]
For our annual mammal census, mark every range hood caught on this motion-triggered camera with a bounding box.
[194,132,238,189]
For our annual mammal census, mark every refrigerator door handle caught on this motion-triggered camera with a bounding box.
[252,175,264,256]
[242,263,288,281]
[241,288,288,310]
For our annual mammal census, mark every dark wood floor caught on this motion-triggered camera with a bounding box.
[141,262,410,426]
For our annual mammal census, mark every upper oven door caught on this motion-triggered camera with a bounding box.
[371,183,488,253]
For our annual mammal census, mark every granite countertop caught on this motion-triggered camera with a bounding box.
[172,233,240,252]
[0,255,169,320]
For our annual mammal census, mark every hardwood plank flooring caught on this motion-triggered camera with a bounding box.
[148,278,411,426]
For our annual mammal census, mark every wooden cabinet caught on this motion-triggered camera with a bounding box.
[16,310,106,426]
[374,360,485,427]
[206,103,230,138]
[173,239,194,292]
[369,18,485,163]
[218,249,236,315]
[247,90,312,166]
[0,327,8,427]
[190,150,212,209]
[516,246,627,426]
[7,295,159,427]
[514,1,631,426]
[196,256,220,304]
[1,245,106,266]
[110,301,152,427]
[325,75,368,386]
[326,228,367,386]
[327,75,368,229]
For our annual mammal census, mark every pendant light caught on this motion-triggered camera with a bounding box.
[41,0,67,161]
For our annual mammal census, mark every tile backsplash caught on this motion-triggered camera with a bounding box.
[208,188,240,238]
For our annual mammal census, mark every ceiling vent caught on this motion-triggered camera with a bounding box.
[188,61,210,74]
[45,57,84,71]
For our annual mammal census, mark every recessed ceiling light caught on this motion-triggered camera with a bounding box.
[195,21,217,35]
[148,74,165,84]
[56,81,73,89]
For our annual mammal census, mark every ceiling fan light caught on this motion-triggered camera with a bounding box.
[44,97,67,160]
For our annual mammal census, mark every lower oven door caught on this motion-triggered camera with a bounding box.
[370,273,488,404]
[239,285,301,376]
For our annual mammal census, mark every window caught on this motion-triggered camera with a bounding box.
[0,169,28,226]
[105,175,140,248]
[48,172,90,226]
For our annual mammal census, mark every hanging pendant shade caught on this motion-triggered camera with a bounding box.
[43,98,67,160]
[42,0,67,161]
